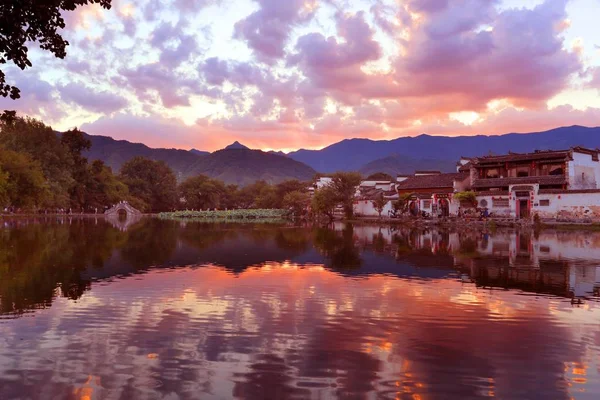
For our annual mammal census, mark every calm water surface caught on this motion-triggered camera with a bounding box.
[1,217,599,399]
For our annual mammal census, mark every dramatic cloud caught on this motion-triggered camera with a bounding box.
[234,0,318,63]
[4,0,600,151]
[59,83,128,114]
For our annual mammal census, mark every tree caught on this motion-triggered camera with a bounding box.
[0,115,73,208]
[373,193,388,219]
[392,193,413,217]
[179,175,226,210]
[311,185,338,221]
[0,0,112,99]
[331,172,361,219]
[0,148,48,209]
[0,166,8,207]
[275,180,307,208]
[237,180,278,209]
[454,191,477,207]
[84,160,129,210]
[61,128,92,208]
[120,157,177,212]
[282,190,310,218]
[366,172,393,181]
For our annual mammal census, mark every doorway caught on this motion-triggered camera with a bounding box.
[439,199,450,217]
[518,199,530,219]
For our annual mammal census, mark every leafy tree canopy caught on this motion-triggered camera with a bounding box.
[120,156,178,212]
[0,0,112,99]
[366,172,393,181]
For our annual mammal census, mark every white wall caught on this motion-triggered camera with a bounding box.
[535,192,600,221]
[568,152,600,190]
[354,200,395,217]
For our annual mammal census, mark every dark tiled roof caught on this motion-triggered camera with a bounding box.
[396,173,468,190]
[472,176,566,189]
[474,150,571,164]
[539,189,600,194]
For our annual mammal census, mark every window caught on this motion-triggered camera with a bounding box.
[492,198,509,208]
[539,199,550,206]
[516,166,530,177]
[486,168,500,178]
[423,200,432,209]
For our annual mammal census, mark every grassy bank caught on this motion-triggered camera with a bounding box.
[158,209,290,222]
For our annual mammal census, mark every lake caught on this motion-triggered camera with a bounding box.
[1,217,599,399]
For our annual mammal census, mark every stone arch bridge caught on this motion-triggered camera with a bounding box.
[104,201,142,216]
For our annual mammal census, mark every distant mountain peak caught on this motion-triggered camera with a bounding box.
[224,141,249,150]
[189,148,209,156]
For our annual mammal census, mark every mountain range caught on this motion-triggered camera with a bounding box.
[82,125,600,185]
[287,125,600,172]
[83,134,315,185]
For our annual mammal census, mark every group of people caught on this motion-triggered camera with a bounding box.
[458,207,490,220]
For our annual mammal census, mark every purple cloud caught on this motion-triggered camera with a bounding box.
[234,0,318,63]
[60,83,128,113]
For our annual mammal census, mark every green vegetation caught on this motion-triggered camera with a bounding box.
[0,114,316,214]
[0,113,134,212]
[283,190,311,218]
[392,193,413,216]
[366,172,393,181]
[120,156,178,212]
[311,185,338,221]
[159,209,289,221]
[311,172,362,221]
[373,193,388,218]
[454,191,477,206]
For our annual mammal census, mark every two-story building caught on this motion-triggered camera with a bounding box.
[470,147,600,220]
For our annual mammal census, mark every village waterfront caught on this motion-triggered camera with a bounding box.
[1,216,599,399]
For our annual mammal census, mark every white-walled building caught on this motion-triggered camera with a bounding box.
[471,147,600,221]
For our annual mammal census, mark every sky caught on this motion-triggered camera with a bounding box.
[1,0,600,152]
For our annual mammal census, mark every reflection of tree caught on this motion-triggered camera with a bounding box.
[313,224,361,269]
[274,228,311,252]
[0,219,127,315]
[119,218,178,268]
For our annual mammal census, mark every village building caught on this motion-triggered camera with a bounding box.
[470,147,600,220]
[353,179,399,217]
[395,171,471,217]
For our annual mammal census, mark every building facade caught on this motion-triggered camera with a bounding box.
[470,148,600,220]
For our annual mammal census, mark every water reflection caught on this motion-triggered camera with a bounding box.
[0,218,599,399]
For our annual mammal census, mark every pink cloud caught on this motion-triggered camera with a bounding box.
[234,0,318,63]
[394,0,580,109]
[59,82,128,114]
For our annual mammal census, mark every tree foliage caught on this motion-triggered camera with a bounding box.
[120,157,178,212]
[392,193,413,216]
[454,191,477,206]
[0,0,112,99]
[373,193,388,218]
[0,148,48,209]
[311,185,338,221]
[179,175,228,210]
[282,190,310,218]
[331,172,362,219]
[366,172,393,181]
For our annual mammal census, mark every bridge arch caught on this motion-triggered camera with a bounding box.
[104,201,142,217]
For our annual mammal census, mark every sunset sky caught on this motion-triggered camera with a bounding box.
[1,0,599,152]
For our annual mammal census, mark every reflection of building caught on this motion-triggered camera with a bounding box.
[348,223,600,299]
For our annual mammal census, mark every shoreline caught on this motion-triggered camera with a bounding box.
[4,213,600,231]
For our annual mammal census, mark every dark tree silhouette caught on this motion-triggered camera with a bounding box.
[0,0,112,99]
